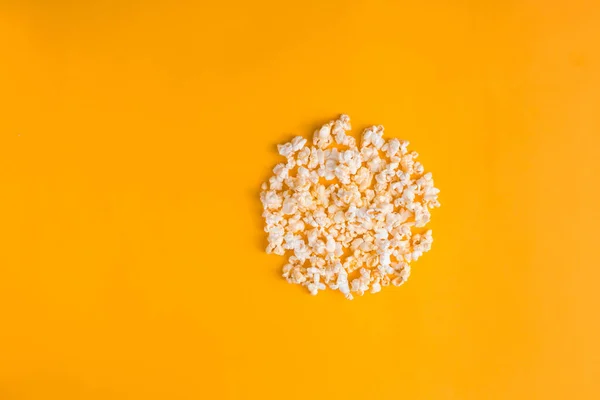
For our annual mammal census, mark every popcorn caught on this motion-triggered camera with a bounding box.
[277,142,294,158]
[260,115,440,298]
[291,136,307,151]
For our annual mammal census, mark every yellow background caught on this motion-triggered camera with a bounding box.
[1,1,599,399]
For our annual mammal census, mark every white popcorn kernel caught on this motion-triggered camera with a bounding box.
[371,281,381,294]
[282,263,293,278]
[291,136,307,151]
[277,142,294,158]
[296,147,310,166]
[325,235,336,253]
[374,228,388,240]
[268,176,283,191]
[386,138,401,157]
[307,277,326,295]
[336,269,353,299]
[392,265,411,286]
[272,163,289,180]
[334,127,348,145]
[366,254,379,268]
[294,244,311,262]
[313,123,333,149]
[288,219,305,233]
[371,126,385,149]
[399,140,409,154]
[281,197,297,215]
[424,186,441,203]
[260,190,283,210]
[402,185,416,203]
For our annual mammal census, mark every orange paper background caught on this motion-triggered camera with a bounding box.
[1,1,599,399]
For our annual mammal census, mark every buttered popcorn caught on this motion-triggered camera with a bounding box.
[260,115,440,299]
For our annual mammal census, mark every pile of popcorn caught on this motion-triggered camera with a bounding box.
[260,115,440,299]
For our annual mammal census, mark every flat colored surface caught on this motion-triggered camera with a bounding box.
[1,1,599,399]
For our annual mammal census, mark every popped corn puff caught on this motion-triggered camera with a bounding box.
[260,115,440,299]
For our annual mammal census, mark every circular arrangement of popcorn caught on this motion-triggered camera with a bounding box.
[260,115,440,299]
